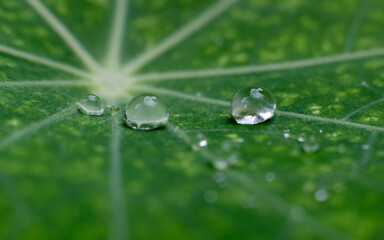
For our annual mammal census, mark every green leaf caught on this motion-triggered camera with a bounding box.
[1,0,384,239]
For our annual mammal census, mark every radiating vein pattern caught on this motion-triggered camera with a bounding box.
[131,47,384,82]
[122,0,239,75]
[106,0,129,70]
[0,80,91,87]
[0,107,76,152]
[26,0,101,73]
[0,44,93,79]
[109,115,128,240]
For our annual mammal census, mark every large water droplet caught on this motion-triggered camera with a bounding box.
[231,86,276,125]
[125,95,169,130]
[77,94,104,116]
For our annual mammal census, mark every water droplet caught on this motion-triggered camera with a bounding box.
[77,94,104,116]
[283,129,291,139]
[231,86,276,125]
[204,190,218,203]
[211,141,240,170]
[124,95,169,130]
[192,133,208,151]
[302,135,320,153]
[362,81,369,87]
[319,129,323,133]
[297,133,307,142]
[111,105,120,116]
[314,188,329,202]
[241,194,261,209]
[332,132,337,137]
[361,144,370,150]
[265,172,276,182]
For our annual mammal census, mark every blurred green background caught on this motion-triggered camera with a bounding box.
[1,0,384,239]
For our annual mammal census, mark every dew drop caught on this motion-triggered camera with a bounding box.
[192,133,208,151]
[297,133,307,142]
[111,105,120,116]
[211,141,240,170]
[302,135,320,153]
[124,95,169,130]
[265,172,276,182]
[283,129,291,139]
[231,86,276,125]
[361,144,370,150]
[314,188,329,202]
[77,94,104,116]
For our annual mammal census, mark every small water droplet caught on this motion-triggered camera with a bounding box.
[192,133,208,151]
[231,86,276,125]
[319,129,323,133]
[265,172,276,182]
[314,188,329,202]
[77,94,104,116]
[211,141,240,170]
[332,133,337,137]
[111,105,120,116]
[361,144,370,150]
[297,133,307,142]
[362,81,369,87]
[302,135,320,153]
[204,190,218,203]
[124,95,169,130]
[283,129,291,139]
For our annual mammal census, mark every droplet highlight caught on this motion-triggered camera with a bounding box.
[191,133,208,151]
[77,94,104,116]
[125,95,169,130]
[231,86,276,125]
